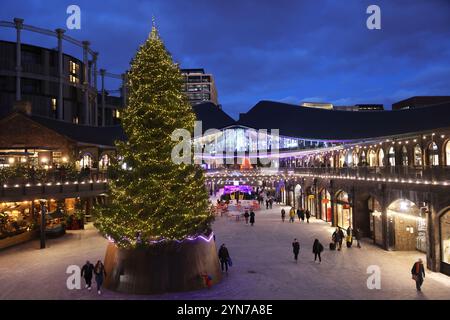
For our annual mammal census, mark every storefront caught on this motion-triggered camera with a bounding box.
[368,196,383,246]
[306,186,316,216]
[294,184,302,209]
[386,199,427,252]
[439,210,450,276]
[319,189,331,222]
[334,191,353,229]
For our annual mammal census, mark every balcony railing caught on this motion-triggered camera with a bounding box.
[292,166,450,183]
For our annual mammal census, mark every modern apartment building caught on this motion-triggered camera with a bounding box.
[181,68,219,106]
[0,18,126,127]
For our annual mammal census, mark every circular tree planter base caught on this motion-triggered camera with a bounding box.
[103,236,222,294]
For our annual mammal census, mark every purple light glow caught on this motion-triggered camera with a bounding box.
[224,185,253,194]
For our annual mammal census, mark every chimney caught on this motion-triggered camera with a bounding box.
[13,100,32,115]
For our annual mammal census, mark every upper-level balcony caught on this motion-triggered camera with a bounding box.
[291,166,450,186]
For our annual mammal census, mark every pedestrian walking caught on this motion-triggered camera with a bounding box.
[332,227,345,251]
[411,258,426,291]
[296,208,301,222]
[94,260,106,295]
[289,207,295,223]
[218,243,231,273]
[300,209,305,222]
[266,199,269,210]
[281,208,286,222]
[354,228,362,248]
[81,260,94,291]
[305,209,310,223]
[244,210,250,224]
[292,238,300,262]
[269,198,273,209]
[250,211,255,226]
[312,239,324,263]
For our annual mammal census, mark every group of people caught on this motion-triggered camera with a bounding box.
[243,210,256,226]
[292,238,324,263]
[331,226,361,251]
[281,207,311,223]
[81,260,107,295]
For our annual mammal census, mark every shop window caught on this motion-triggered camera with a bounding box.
[440,211,450,266]
[360,151,366,165]
[335,191,352,229]
[428,142,439,166]
[414,145,423,166]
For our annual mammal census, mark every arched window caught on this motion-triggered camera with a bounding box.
[352,150,359,166]
[360,150,366,165]
[446,142,450,166]
[428,142,439,166]
[369,149,377,167]
[347,151,353,166]
[388,146,395,166]
[414,144,423,166]
[99,154,111,170]
[378,148,385,167]
[80,153,93,168]
[340,151,347,167]
[401,146,408,166]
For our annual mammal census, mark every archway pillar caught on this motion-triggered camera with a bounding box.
[380,184,390,250]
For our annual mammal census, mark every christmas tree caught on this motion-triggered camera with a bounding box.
[94,23,213,248]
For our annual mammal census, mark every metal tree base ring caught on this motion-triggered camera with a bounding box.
[103,236,222,295]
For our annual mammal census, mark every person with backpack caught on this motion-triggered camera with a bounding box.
[292,238,300,262]
[312,239,324,263]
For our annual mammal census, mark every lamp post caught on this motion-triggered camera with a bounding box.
[39,199,47,249]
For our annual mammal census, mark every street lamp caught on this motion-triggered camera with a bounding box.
[39,199,47,249]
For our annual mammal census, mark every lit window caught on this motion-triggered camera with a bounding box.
[51,98,57,111]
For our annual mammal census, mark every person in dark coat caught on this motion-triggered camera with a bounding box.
[411,258,426,291]
[292,239,300,262]
[354,228,362,248]
[296,208,301,222]
[305,209,310,223]
[81,260,94,291]
[300,209,305,222]
[338,227,345,250]
[332,228,345,251]
[218,244,231,272]
[250,211,255,226]
[94,260,106,295]
[244,210,250,224]
[281,208,286,222]
[312,239,324,262]
[266,199,269,209]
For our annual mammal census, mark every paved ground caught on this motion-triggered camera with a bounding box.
[0,203,449,300]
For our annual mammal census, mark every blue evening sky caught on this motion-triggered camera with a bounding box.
[1,0,449,119]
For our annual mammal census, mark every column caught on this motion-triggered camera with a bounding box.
[100,69,106,126]
[14,18,24,102]
[380,184,390,250]
[82,41,90,125]
[93,52,99,126]
[56,28,65,120]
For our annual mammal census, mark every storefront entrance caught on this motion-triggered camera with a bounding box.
[320,189,331,222]
[439,210,450,276]
[387,199,427,252]
[368,196,383,247]
[334,191,352,229]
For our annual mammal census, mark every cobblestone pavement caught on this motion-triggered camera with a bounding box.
[0,204,449,300]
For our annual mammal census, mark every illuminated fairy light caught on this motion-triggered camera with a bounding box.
[106,232,215,245]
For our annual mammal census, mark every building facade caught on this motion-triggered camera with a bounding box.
[181,68,219,106]
[392,96,450,110]
[0,18,126,127]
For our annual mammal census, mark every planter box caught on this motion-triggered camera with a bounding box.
[104,235,222,294]
[0,230,38,250]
